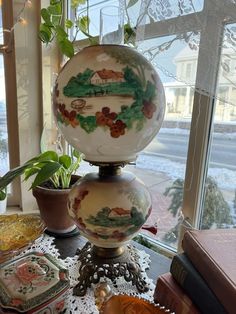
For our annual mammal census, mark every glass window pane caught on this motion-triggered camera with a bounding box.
[200,23,236,230]
[69,0,118,40]
[70,0,204,41]
[127,34,200,249]
[0,54,9,177]
[146,0,204,22]
[0,4,3,45]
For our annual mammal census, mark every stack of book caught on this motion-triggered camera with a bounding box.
[154,228,236,314]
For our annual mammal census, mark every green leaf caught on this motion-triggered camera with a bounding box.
[124,23,136,45]
[56,25,68,41]
[73,149,81,159]
[24,167,41,181]
[77,16,89,33]
[51,14,61,26]
[71,0,86,9]
[127,0,139,8]
[39,24,52,43]
[27,151,59,164]
[48,3,62,15]
[41,8,52,25]
[65,19,73,29]
[144,81,156,101]
[59,155,72,169]
[0,164,29,190]
[31,162,61,189]
[78,115,96,133]
[88,36,99,45]
[58,38,74,58]
[0,189,6,201]
[50,0,61,4]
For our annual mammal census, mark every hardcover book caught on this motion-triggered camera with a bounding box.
[170,253,227,314]
[182,228,236,314]
[154,272,200,314]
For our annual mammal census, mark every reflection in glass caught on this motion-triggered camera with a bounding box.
[200,23,236,230]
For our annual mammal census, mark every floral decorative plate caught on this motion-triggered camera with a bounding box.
[0,214,45,263]
[0,252,69,313]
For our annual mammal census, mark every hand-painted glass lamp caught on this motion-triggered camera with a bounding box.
[53,44,165,296]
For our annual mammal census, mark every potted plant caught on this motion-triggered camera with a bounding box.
[0,149,83,237]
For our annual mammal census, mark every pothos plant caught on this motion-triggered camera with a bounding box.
[39,0,137,58]
[0,150,82,201]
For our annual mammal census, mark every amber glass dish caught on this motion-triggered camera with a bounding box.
[100,295,172,314]
[0,214,45,263]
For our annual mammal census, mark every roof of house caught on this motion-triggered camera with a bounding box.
[94,69,124,80]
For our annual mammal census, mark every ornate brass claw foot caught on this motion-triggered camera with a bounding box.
[73,242,149,296]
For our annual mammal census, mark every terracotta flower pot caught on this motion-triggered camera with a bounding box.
[32,175,81,237]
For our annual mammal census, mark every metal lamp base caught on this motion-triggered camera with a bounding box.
[73,242,149,296]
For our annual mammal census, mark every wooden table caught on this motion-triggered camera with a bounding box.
[54,234,171,284]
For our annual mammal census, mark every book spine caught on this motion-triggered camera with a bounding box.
[154,273,200,314]
[182,232,236,314]
[170,254,227,314]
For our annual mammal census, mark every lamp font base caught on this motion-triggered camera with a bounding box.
[73,242,149,296]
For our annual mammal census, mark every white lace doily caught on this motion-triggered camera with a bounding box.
[20,234,155,314]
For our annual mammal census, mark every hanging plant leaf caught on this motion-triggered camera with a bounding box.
[77,16,90,33]
[48,3,62,15]
[39,24,52,43]
[41,8,53,25]
[71,0,86,9]
[65,19,73,29]
[58,38,74,58]
[127,0,139,9]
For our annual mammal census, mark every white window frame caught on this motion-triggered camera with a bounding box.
[1,0,43,211]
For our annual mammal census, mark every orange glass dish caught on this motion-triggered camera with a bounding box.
[0,214,45,263]
[100,295,171,314]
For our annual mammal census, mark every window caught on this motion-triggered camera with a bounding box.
[67,0,236,252]
[2,0,232,250]
[0,0,20,206]
[0,0,43,210]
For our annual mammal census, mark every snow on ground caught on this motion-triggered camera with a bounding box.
[1,127,235,193]
[160,127,236,139]
[136,153,236,192]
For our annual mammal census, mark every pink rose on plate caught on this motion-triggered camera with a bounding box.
[16,263,41,285]
[55,300,65,312]
[10,298,23,306]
